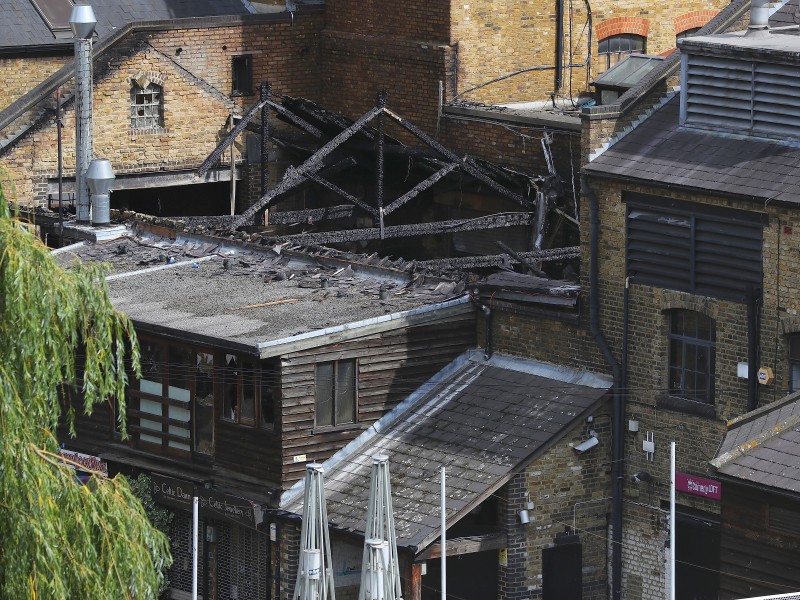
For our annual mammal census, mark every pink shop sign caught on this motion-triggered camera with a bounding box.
[675,472,722,500]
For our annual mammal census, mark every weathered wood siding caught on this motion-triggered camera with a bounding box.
[719,483,800,599]
[214,421,282,487]
[279,309,477,486]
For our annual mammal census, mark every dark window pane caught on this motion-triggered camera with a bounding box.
[195,352,214,455]
[240,360,256,424]
[599,39,609,54]
[316,363,334,427]
[223,354,238,421]
[791,336,800,359]
[336,360,355,424]
[260,366,276,427]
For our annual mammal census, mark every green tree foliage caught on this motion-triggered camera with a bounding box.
[130,473,174,598]
[0,186,172,598]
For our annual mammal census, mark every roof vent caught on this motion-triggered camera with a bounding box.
[747,0,770,36]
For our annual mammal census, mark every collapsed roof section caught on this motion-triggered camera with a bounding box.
[196,88,573,256]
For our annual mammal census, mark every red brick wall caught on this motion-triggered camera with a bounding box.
[674,9,719,34]
[594,16,651,39]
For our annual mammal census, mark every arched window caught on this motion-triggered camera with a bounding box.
[598,34,646,69]
[669,310,715,404]
[130,77,163,130]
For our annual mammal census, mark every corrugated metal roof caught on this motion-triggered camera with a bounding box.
[280,351,611,552]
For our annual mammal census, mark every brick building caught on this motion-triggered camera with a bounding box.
[576,0,800,597]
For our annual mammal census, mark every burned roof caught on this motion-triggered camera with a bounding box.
[0,0,252,51]
[280,350,611,553]
[711,392,800,494]
[54,225,473,357]
[583,95,800,204]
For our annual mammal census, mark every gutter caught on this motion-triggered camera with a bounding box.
[581,174,624,600]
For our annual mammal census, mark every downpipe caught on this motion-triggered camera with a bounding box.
[582,174,624,600]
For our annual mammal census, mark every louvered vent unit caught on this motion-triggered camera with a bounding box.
[682,53,800,138]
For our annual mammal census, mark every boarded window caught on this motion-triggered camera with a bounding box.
[625,193,763,302]
[315,359,356,427]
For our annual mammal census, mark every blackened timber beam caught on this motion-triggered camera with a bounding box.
[382,107,534,209]
[267,204,356,224]
[413,246,580,270]
[197,98,266,177]
[307,173,377,216]
[272,213,534,245]
[260,82,271,197]
[383,162,459,216]
[230,106,384,230]
[265,99,323,139]
[496,240,547,277]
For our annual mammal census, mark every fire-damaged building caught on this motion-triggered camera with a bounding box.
[14,0,800,599]
[55,224,477,599]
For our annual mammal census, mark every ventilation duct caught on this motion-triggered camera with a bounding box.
[70,4,96,223]
[87,159,115,226]
[747,0,769,34]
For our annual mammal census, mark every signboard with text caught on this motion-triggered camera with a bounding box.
[151,473,263,530]
[675,472,722,500]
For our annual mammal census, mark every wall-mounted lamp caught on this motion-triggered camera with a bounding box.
[519,509,531,525]
[573,431,599,454]
[631,471,652,484]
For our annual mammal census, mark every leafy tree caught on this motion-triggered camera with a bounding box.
[130,473,174,598]
[0,180,172,599]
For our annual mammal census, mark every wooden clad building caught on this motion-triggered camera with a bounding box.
[57,225,476,599]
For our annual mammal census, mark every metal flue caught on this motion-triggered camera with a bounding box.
[293,464,336,600]
[359,455,403,600]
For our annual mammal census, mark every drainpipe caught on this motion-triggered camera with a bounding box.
[581,174,623,600]
[747,286,762,412]
[555,0,564,93]
[469,292,494,360]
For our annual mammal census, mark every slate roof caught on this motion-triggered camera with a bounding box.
[770,0,800,28]
[0,0,252,50]
[55,226,471,356]
[583,95,800,204]
[710,392,800,494]
[280,351,611,552]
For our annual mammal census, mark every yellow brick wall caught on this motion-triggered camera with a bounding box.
[0,55,70,108]
[450,0,729,104]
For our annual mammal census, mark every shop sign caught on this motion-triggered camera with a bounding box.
[59,449,108,477]
[675,472,722,500]
[151,473,263,530]
[199,489,264,530]
[151,473,194,511]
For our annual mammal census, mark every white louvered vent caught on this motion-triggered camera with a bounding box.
[683,53,800,139]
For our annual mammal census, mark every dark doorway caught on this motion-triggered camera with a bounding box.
[676,507,720,600]
[421,551,498,600]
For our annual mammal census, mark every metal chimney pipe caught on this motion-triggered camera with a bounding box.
[748,0,770,34]
[87,158,115,226]
[70,4,97,223]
